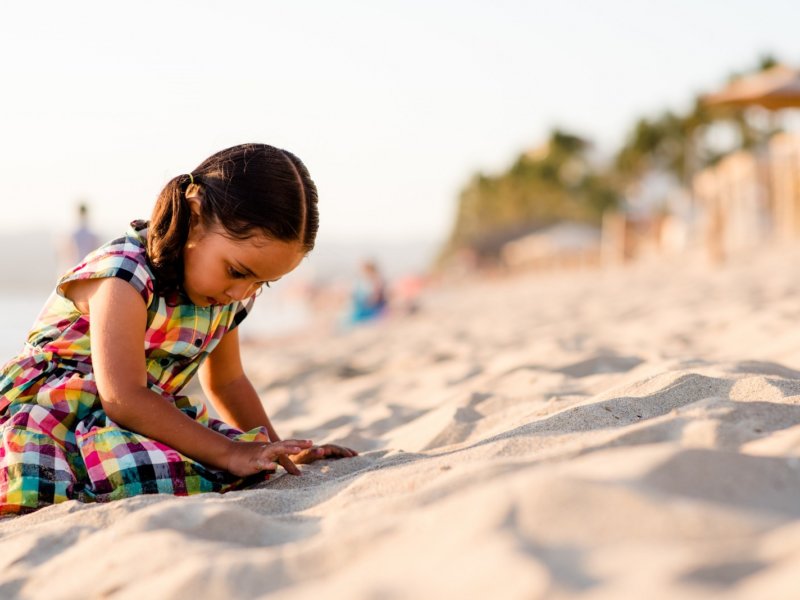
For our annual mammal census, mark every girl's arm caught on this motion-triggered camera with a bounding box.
[199,327,302,475]
[200,326,359,468]
[198,327,281,439]
[65,277,310,476]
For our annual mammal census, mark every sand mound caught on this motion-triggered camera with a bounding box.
[4,246,800,598]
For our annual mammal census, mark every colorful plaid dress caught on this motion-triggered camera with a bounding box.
[0,220,268,514]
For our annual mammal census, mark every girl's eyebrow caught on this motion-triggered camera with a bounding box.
[235,261,280,283]
[235,261,259,279]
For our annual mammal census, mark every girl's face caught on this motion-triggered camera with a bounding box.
[182,202,305,307]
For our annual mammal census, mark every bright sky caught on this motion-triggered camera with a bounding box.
[2,0,799,245]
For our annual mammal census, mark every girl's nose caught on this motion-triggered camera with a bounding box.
[225,282,259,302]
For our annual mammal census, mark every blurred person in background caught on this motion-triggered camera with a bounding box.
[71,203,101,263]
[58,202,101,273]
[347,259,388,325]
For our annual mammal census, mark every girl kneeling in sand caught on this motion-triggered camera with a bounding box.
[0,144,357,514]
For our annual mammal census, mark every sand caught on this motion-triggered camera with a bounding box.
[3,245,800,599]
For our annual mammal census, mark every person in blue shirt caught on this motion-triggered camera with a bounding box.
[349,260,388,324]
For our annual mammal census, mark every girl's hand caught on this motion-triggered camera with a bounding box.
[226,439,313,477]
[289,444,358,465]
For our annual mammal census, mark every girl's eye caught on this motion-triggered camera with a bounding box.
[228,267,247,279]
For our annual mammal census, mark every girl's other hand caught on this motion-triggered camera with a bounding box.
[226,439,313,477]
[289,444,358,465]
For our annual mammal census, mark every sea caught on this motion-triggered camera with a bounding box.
[0,231,439,361]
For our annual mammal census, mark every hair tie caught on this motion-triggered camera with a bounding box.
[186,173,195,185]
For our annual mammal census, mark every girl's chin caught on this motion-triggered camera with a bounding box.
[184,287,226,306]
[186,291,215,307]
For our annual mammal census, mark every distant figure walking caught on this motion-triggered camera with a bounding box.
[71,203,100,263]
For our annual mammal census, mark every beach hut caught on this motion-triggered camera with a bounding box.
[501,222,601,270]
[701,64,800,111]
[768,133,800,241]
[697,65,800,257]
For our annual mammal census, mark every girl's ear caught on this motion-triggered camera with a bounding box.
[185,182,202,200]
[185,195,202,219]
[185,193,204,242]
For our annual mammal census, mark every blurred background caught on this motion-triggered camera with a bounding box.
[3,0,800,355]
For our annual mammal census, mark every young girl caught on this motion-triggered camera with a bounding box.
[0,143,356,514]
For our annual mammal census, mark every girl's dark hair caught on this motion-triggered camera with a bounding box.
[147,143,319,292]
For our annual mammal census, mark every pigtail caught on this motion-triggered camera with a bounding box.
[146,175,193,292]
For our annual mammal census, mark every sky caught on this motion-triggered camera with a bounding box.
[2,0,800,247]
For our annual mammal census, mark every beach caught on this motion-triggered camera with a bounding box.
[3,244,800,599]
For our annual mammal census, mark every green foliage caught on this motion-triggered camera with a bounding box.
[440,54,786,267]
[614,57,784,185]
[441,129,619,264]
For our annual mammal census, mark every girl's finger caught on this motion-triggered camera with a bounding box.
[266,441,308,458]
[281,455,302,475]
[282,439,313,448]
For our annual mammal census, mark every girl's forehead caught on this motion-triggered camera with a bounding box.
[209,230,305,278]
[208,224,283,249]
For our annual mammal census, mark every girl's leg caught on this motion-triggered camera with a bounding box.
[0,407,77,514]
[74,405,270,503]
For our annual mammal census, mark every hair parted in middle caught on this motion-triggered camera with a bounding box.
[146,143,319,293]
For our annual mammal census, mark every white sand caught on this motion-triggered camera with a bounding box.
[4,246,800,599]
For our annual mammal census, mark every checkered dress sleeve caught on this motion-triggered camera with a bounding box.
[57,234,155,308]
